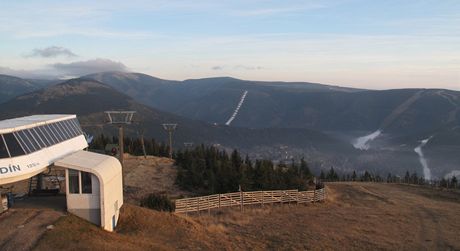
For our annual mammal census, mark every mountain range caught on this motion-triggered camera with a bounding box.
[86,72,460,135]
[0,72,459,178]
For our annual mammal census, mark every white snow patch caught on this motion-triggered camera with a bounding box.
[414,136,433,180]
[444,170,460,179]
[353,130,382,150]
[225,90,248,126]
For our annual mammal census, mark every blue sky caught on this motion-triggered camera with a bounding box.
[0,0,459,90]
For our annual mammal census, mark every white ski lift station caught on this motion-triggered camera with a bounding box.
[0,114,123,232]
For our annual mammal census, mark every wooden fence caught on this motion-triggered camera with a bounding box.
[175,188,326,214]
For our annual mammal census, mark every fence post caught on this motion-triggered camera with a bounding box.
[239,185,244,212]
[176,187,326,214]
[271,191,274,207]
[208,196,210,215]
[185,200,188,216]
[262,191,264,208]
[296,191,299,206]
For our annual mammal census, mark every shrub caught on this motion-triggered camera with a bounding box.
[140,193,175,212]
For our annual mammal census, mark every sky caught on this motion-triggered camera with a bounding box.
[0,0,459,90]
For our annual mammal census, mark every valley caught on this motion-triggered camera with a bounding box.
[1,72,459,179]
[1,2,458,250]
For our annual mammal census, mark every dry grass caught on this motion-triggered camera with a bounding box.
[34,204,231,251]
[123,154,191,204]
[5,155,460,250]
[31,182,460,250]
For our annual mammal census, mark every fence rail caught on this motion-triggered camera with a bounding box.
[175,188,326,214]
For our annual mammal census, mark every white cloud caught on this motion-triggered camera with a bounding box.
[211,65,264,71]
[0,66,55,79]
[0,58,129,79]
[26,46,77,58]
[232,3,326,17]
[51,58,128,76]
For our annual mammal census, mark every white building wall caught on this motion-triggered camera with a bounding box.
[66,170,101,226]
[100,168,123,231]
[59,151,123,232]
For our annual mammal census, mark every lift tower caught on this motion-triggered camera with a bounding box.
[105,111,136,167]
[162,123,177,159]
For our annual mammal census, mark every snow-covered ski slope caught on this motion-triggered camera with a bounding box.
[225,90,248,126]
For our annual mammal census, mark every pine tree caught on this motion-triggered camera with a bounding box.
[387,173,392,183]
[451,176,458,189]
[361,171,372,182]
[326,167,338,181]
[174,145,315,194]
[320,170,326,180]
[411,172,418,184]
[404,171,410,184]
[440,178,448,188]
[300,157,312,178]
[351,171,357,182]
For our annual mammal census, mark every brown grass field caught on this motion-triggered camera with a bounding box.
[122,154,191,203]
[29,182,460,250]
[2,156,460,250]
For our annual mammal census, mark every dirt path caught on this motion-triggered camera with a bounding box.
[0,209,63,251]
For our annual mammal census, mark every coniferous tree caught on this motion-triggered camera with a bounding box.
[300,157,312,178]
[174,146,314,194]
[404,171,411,184]
[361,171,372,182]
[451,176,458,189]
[440,178,448,188]
[411,172,419,184]
[326,167,339,181]
[387,173,392,183]
[320,170,326,181]
[351,171,357,181]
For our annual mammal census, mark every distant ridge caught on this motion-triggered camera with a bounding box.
[0,77,347,152]
[1,73,459,177]
[0,74,58,104]
[85,71,460,135]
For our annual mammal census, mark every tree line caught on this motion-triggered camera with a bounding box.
[90,134,458,192]
[320,167,459,189]
[89,133,171,158]
[89,134,316,194]
[174,145,314,194]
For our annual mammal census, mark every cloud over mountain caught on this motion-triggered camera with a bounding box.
[0,66,51,79]
[1,58,128,79]
[51,58,128,76]
[27,46,77,58]
[211,65,264,71]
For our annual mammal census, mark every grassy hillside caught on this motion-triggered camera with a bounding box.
[33,183,460,250]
